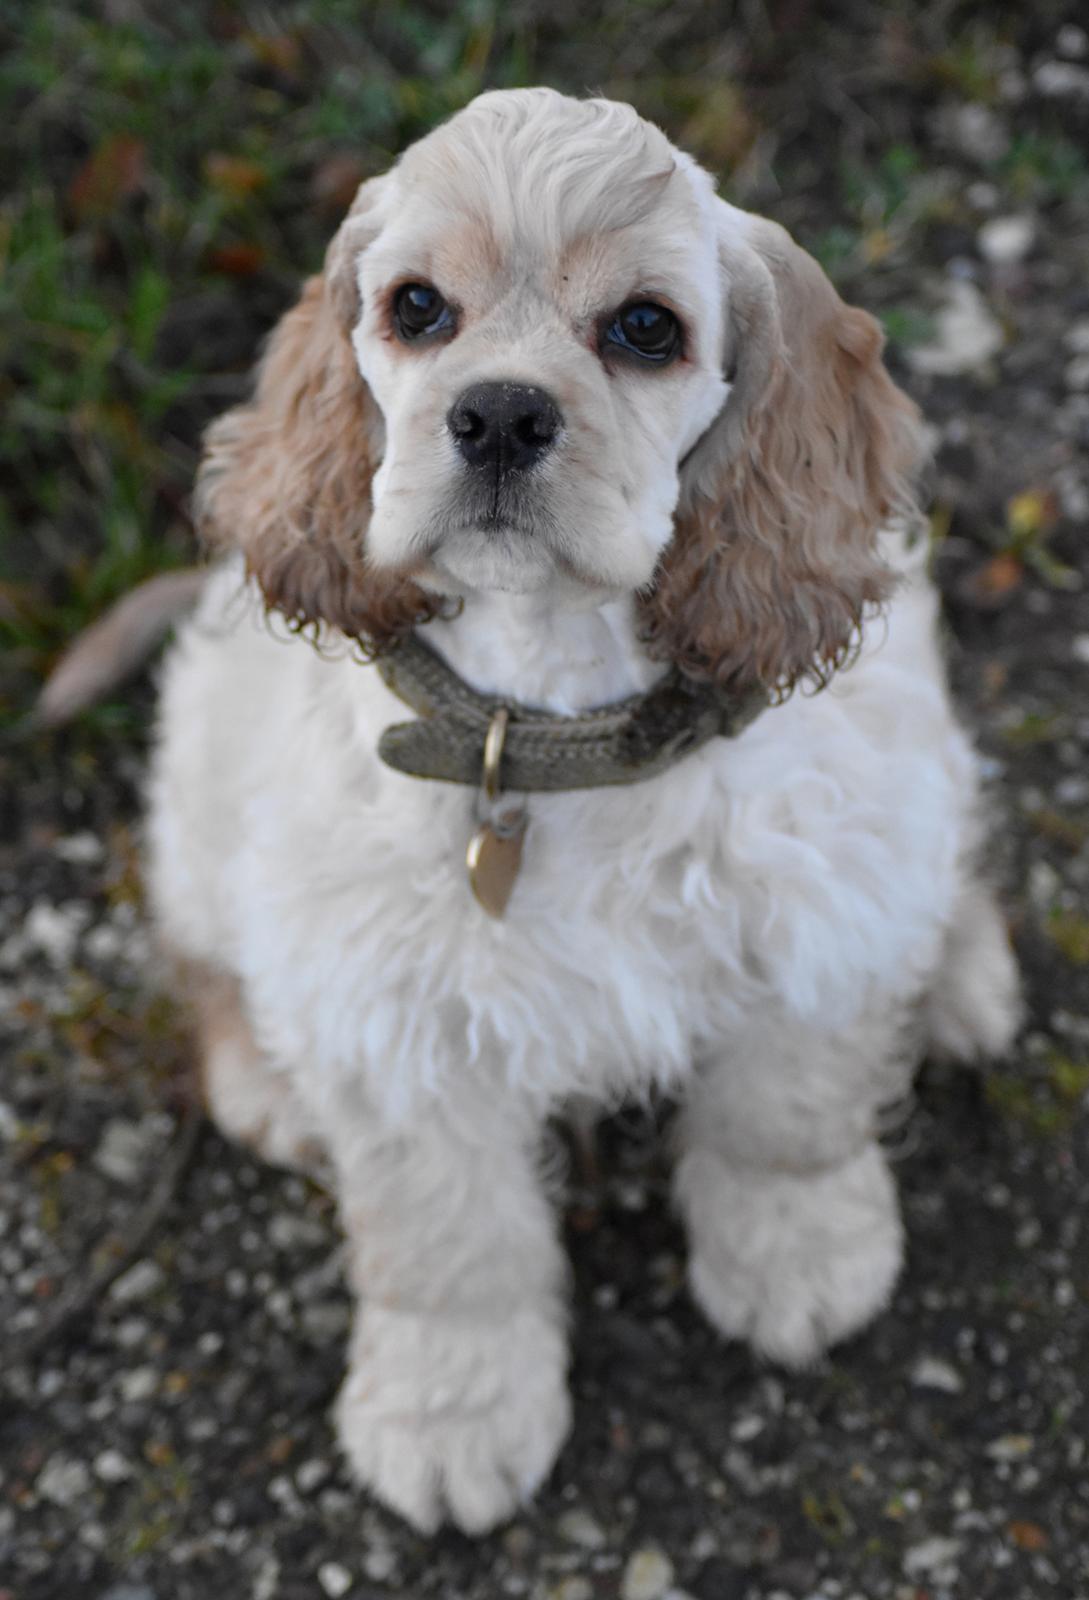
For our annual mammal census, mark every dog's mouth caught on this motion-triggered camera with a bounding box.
[416,504,613,601]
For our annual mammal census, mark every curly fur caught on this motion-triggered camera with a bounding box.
[146,88,1020,1537]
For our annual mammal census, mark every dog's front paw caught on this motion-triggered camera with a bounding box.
[335,1302,571,1534]
[681,1141,903,1367]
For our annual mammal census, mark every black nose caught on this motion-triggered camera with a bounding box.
[447,382,562,474]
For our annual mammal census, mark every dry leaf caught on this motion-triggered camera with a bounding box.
[957,551,1024,608]
[69,135,146,218]
[205,153,269,197]
[207,242,267,277]
[1007,1520,1049,1552]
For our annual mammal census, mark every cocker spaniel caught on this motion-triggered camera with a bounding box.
[123,89,1020,1533]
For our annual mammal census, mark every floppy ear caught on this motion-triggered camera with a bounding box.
[195,178,438,651]
[641,213,925,694]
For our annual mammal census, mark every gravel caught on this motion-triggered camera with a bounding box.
[3,10,1089,1600]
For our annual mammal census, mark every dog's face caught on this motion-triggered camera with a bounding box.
[345,94,728,605]
[198,89,923,692]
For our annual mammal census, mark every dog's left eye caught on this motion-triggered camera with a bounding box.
[604,302,681,364]
[394,283,455,341]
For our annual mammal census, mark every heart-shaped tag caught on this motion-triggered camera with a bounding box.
[466,811,527,918]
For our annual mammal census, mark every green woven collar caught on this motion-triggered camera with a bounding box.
[375,633,766,793]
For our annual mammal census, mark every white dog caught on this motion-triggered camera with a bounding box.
[131,89,1021,1534]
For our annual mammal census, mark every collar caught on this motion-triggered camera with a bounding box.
[375,633,766,793]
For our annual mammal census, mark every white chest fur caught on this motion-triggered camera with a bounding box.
[148,551,974,1122]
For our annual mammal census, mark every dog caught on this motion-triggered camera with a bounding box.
[57,88,1022,1534]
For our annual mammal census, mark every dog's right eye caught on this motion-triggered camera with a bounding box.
[394,283,455,341]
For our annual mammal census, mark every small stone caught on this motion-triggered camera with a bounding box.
[317,1564,353,1598]
[93,1449,134,1483]
[268,1212,329,1251]
[22,901,88,965]
[1034,60,1089,97]
[99,1587,157,1600]
[621,1548,675,1600]
[1058,23,1088,57]
[0,1101,19,1143]
[730,1412,766,1441]
[94,1120,156,1186]
[362,1547,396,1583]
[1065,320,1089,354]
[119,1366,159,1403]
[910,1355,965,1393]
[550,1582,593,1600]
[53,831,104,864]
[557,1507,608,1550]
[978,215,1035,266]
[903,1536,962,1576]
[37,1454,91,1506]
[1065,354,1089,391]
[295,1458,330,1494]
[907,281,1003,377]
[936,103,1009,163]
[109,1259,165,1304]
[986,1433,1034,1461]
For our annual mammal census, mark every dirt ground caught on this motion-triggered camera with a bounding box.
[2,4,1088,1598]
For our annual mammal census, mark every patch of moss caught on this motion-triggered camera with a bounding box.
[1047,912,1089,966]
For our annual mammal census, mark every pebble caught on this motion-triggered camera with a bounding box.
[549,1581,593,1600]
[119,1365,159,1403]
[114,1316,152,1350]
[557,1508,608,1550]
[362,1546,397,1582]
[978,215,1035,265]
[730,1412,766,1441]
[317,1563,353,1598]
[108,1259,166,1304]
[295,1458,331,1494]
[37,1454,91,1506]
[910,1355,965,1393]
[986,1433,1034,1461]
[94,1119,157,1186]
[1033,60,1089,97]
[903,1536,962,1576]
[21,900,89,965]
[907,281,1004,376]
[99,1587,157,1600]
[936,102,1009,163]
[93,1449,134,1483]
[1064,354,1089,391]
[1066,318,1089,355]
[53,831,104,864]
[621,1548,675,1600]
[268,1211,330,1251]
[1057,23,1088,57]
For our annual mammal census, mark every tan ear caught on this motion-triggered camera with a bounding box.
[195,180,438,651]
[641,214,925,694]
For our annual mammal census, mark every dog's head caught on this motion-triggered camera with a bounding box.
[198,88,923,693]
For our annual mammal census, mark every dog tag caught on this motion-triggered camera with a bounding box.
[467,808,526,918]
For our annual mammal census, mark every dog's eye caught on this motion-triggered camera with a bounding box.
[394,283,455,341]
[605,302,681,364]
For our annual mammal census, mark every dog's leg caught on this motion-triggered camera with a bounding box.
[329,1093,570,1536]
[183,962,326,1175]
[925,880,1021,1062]
[675,1002,914,1367]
